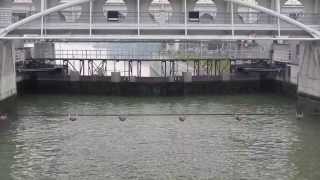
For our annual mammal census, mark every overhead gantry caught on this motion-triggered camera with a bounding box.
[0,0,319,40]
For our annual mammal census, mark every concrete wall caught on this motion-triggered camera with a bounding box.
[296,40,320,115]
[298,41,320,98]
[0,0,12,7]
[0,40,17,101]
[33,41,55,59]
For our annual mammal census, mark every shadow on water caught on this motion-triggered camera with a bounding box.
[290,115,320,180]
[1,93,320,179]
[0,96,18,131]
[0,97,18,180]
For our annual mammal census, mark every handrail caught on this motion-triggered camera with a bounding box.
[55,49,270,60]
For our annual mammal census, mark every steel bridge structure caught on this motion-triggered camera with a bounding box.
[0,0,320,41]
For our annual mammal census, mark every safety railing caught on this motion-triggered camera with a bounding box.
[55,48,270,60]
[272,49,300,65]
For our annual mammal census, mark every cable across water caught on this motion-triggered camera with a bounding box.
[16,112,307,117]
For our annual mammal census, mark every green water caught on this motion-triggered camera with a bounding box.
[0,94,320,180]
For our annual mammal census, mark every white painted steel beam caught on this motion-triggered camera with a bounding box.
[231,2,234,39]
[0,0,90,37]
[1,35,318,41]
[276,0,280,37]
[89,0,92,36]
[184,0,187,36]
[1,0,320,38]
[40,0,45,37]
[137,0,140,36]
[226,0,320,38]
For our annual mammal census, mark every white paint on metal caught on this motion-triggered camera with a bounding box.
[276,0,281,36]
[89,0,92,36]
[40,0,45,36]
[184,0,187,36]
[0,0,90,37]
[1,35,318,41]
[226,0,320,38]
[231,2,234,39]
[137,0,140,36]
[0,0,320,39]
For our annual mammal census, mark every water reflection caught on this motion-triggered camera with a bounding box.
[0,95,319,179]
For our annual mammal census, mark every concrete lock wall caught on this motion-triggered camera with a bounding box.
[0,0,12,7]
[298,41,320,98]
[33,41,55,59]
[297,41,320,114]
[0,40,17,102]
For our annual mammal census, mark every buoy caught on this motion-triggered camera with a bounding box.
[0,113,8,121]
[296,111,304,120]
[119,116,126,122]
[68,113,77,121]
[179,116,186,122]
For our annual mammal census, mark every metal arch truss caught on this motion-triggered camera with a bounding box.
[0,0,320,40]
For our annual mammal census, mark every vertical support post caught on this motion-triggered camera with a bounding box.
[207,59,210,77]
[200,41,203,58]
[123,61,126,77]
[137,0,140,36]
[165,61,167,77]
[276,0,281,37]
[315,0,319,13]
[184,0,187,36]
[231,2,235,39]
[89,0,93,36]
[215,60,217,76]
[128,60,131,77]
[40,0,45,37]
[104,60,108,76]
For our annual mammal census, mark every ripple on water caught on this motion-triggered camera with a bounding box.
[0,95,319,179]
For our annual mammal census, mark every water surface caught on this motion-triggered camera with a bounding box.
[0,94,320,180]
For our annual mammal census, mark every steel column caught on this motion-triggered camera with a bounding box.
[231,2,235,38]
[137,0,140,36]
[137,60,142,77]
[89,0,93,36]
[184,0,187,36]
[276,0,281,37]
[128,60,133,77]
[40,0,46,36]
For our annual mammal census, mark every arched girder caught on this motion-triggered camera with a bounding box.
[227,0,320,38]
[0,0,90,37]
[0,0,320,38]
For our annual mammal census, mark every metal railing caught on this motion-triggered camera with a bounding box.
[55,48,270,60]
[272,49,300,65]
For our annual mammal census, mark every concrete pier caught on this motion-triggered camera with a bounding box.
[33,41,55,59]
[297,41,320,114]
[182,72,192,82]
[111,72,121,83]
[0,40,17,101]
